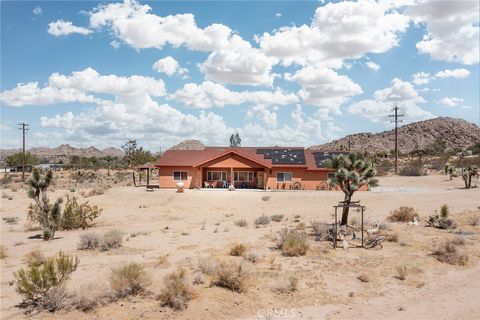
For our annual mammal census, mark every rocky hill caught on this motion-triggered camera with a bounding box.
[169,139,206,150]
[310,117,480,154]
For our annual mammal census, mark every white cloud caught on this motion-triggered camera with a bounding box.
[438,97,464,107]
[258,0,410,68]
[407,0,479,64]
[435,68,471,79]
[275,13,282,18]
[0,68,166,107]
[246,105,278,129]
[48,20,92,36]
[170,81,298,109]
[412,71,431,85]
[33,6,42,15]
[152,56,188,77]
[110,40,121,49]
[366,61,380,71]
[348,78,433,122]
[284,66,362,112]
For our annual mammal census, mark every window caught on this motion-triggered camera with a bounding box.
[173,171,188,181]
[207,171,227,181]
[276,172,292,182]
[234,171,254,182]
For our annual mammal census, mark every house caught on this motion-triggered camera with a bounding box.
[156,147,348,190]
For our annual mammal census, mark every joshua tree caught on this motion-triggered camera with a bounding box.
[461,166,478,189]
[445,164,455,180]
[326,153,378,226]
[27,169,62,240]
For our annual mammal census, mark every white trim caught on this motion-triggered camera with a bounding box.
[173,170,188,181]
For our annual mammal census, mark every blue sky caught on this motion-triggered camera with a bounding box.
[1,0,479,151]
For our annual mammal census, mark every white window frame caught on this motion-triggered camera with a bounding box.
[173,171,188,181]
[276,172,292,182]
[207,171,227,181]
[233,171,254,182]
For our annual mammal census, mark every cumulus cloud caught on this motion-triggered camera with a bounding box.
[348,78,433,122]
[407,0,479,64]
[284,66,362,112]
[33,6,42,15]
[366,61,380,71]
[152,56,188,77]
[258,0,410,68]
[170,81,298,109]
[412,71,431,85]
[48,20,92,36]
[438,97,464,107]
[435,68,471,79]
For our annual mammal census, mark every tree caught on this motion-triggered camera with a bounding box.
[122,139,138,166]
[461,166,478,189]
[325,153,378,226]
[121,140,156,167]
[26,169,62,240]
[6,152,39,166]
[229,132,241,147]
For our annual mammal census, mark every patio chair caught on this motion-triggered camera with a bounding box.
[204,181,210,188]
[222,180,228,188]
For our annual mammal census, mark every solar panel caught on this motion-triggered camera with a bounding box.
[257,148,306,165]
[312,151,349,168]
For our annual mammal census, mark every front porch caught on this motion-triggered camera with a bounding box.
[200,167,266,189]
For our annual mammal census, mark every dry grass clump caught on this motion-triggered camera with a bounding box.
[244,251,259,263]
[230,244,247,256]
[387,233,399,242]
[310,220,330,240]
[0,245,7,259]
[395,266,409,280]
[255,214,270,226]
[198,256,220,275]
[271,214,284,222]
[100,230,123,251]
[274,228,308,256]
[432,240,469,266]
[73,282,108,311]
[469,215,479,226]
[158,268,194,310]
[273,275,298,293]
[3,216,19,224]
[78,232,102,250]
[109,262,150,299]
[357,273,370,283]
[234,219,248,228]
[388,206,419,222]
[25,248,46,267]
[212,261,252,293]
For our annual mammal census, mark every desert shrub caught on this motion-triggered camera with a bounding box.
[395,266,409,280]
[451,237,465,246]
[273,275,298,293]
[255,214,270,226]
[437,218,457,229]
[428,205,457,229]
[388,207,419,222]
[0,245,6,259]
[3,216,19,225]
[274,228,308,256]
[357,273,370,283]
[230,244,247,256]
[387,233,399,242]
[469,215,480,226]
[14,252,78,310]
[432,240,468,266]
[158,268,194,310]
[296,222,306,230]
[310,221,330,241]
[212,261,251,293]
[271,214,284,222]
[193,273,204,285]
[197,256,219,275]
[73,282,107,311]
[109,262,150,299]
[100,229,123,251]
[60,196,102,230]
[234,219,248,228]
[25,248,46,267]
[244,251,259,263]
[78,232,101,250]
[399,165,423,176]
[440,204,449,218]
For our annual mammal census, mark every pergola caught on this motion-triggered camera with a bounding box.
[133,163,159,188]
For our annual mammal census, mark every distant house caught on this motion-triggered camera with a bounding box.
[34,163,65,171]
[156,147,347,190]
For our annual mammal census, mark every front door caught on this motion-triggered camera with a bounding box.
[257,171,264,188]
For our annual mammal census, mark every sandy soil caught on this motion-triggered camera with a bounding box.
[1,174,479,320]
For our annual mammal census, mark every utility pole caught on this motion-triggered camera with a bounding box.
[389,106,404,174]
[18,122,29,181]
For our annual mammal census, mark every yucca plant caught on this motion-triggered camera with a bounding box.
[461,166,478,189]
[27,169,63,240]
[325,153,378,225]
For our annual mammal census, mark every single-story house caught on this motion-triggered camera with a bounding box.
[156,147,348,190]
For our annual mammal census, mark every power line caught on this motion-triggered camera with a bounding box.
[18,122,29,181]
[388,106,404,174]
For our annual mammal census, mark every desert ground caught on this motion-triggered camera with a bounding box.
[1,173,479,320]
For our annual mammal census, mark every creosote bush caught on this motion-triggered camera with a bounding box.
[388,207,419,223]
[310,221,330,241]
[78,232,102,250]
[109,262,150,299]
[14,252,79,311]
[271,214,284,222]
[213,261,252,293]
[274,228,308,256]
[428,204,457,229]
[255,214,270,226]
[60,196,102,230]
[230,244,247,256]
[432,240,468,266]
[197,256,220,275]
[100,230,123,251]
[158,268,194,310]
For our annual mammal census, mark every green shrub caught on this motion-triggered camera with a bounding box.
[109,262,150,299]
[440,204,449,218]
[388,207,419,222]
[274,228,308,256]
[3,216,19,225]
[14,252,78,310]
[399,165,423,176]
[254,214,270,226]
[100,230,123,251]
[60,196,102,230]
[158,268,194,310]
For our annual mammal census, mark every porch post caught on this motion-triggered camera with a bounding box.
[230,167,233,187]
[147,169,150,186]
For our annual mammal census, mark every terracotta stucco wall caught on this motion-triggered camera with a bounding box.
[158,166,199,189]
[265,168,331,190]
